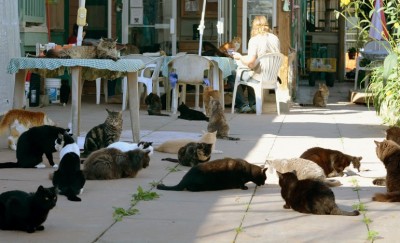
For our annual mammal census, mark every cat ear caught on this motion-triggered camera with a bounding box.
[276,171,283,179]
[37,185,45,192]
[262,168,268,175]
[291,170,297,176]
[374,140,380,146]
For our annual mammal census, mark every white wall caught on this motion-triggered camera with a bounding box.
[0,0,20,115]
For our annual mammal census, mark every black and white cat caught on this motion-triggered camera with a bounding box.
[107,141,154,156]
[51,132,85,202]
[0,125,68,169]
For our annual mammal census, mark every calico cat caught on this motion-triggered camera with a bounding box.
[51,132,85,202]
[203,86,220,117]
[372,140,400,202]
[60,79,71,106]
[107,141,154,155]
[45,38,119,61]
[162,142,212,167]
[178,102,209,121]
[155,130,220,154]
[0,185,57,233]
[0,109,55,150]
[207,98,240,140]
[386,126,400,145]
[266,158,341,187]
[144,93,169,116]
[300,147,362,177]
[157,158,267,191]
[82,109,123,157]
[83,147,151,180]
[0,125,68,169]
[299,83,329,107]
[277,171,359,216]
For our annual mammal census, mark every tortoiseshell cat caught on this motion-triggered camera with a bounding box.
[144,93,169,116]
[157,158,267,191]
[83,148,151,180]
[299,83,329,107]
[300,147,362,177]
[278,171,359,216]
[207,98,239,140]
[82,109,123,157]
[45,38,119,61]
[0,185,57,233]
[372,140,400,202]
[162,142,212,167]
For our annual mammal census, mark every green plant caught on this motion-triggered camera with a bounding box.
[113,207,139,221]
[132,186,160,201]
[167,166,181,172]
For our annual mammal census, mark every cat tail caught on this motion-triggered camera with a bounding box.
[219,136,240,141]
[156,183,185,191]
[0,162,19,168]
[331,207,360,216]
[324,179,342,187]
[161,158,179,163]
[298,103,313,107]
[372,191,400,202]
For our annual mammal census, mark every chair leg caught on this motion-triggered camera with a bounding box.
[194,85,200,110]
[122,77,128,111]
[172,85,179,114]
[275,88,280,116]
[96,78,101,104]
[181,84,187,106]
[231,83,238,114]
[254,86,262,115]
[103,79,108,104]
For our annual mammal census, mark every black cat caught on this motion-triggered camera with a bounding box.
[0,185,57,233]
[157,158,267,191]
[0,125,68,168]
[145,93,169,116]
[60,79,71,106]
[177,102,209,121]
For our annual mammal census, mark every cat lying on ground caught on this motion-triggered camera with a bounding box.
[157,158,267,191]
[177,102,209,121]
[0,109,55,150]
[162,142,212,167]
[108,141,154,155]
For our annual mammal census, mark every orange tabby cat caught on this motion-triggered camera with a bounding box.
[203,86,220,117]
[0,109,55,150]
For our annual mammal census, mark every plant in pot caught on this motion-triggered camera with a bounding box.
[347,47,357,60]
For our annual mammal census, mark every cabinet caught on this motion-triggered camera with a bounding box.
[181,0,217,18]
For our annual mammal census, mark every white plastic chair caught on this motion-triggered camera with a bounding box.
[231,52,283,115]
[354,40,390,90]
[167,54,217,114]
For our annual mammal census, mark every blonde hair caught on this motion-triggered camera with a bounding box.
[250,16,270,37]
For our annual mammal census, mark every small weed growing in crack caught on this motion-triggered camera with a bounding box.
[133,186,160,201]
[113,207,139,221]
[149,180,160,187]
[235,226,243,233]
[167,166,181,172]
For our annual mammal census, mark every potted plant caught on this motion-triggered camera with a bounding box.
[347,47,357,60]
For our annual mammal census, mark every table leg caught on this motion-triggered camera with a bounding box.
[13,70,27,108]
[70,67,82,139]
[126,71,140,143]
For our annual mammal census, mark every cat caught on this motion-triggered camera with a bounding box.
[266,158,341,187]
[60,79,71,106]
[0,109,55,150]
[45,37,119,61]
[277,171,360,216]
[82,109,123,157]
[51,132,85,202]
[157,158,267,191]
[299,83,329,107]
[155,130,221,154]
[0,185,57,233]
[207,98,240,140]
[219,36,241,55]
[107,141,154,155]
[386,126,400,145]
[83,147,151,180]
[144,93,169,116]
[0,125,68,169]
[161,142,213,167]
[203,86,220,117]
[178,102,209,121]
[300,147,362,177]
[372,140,400,202]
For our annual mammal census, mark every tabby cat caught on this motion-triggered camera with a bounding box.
[372,140,400,202]
[266,158,341,187]
[207,98,240,140]
[82,109,123,157]
[178,102,209,121]
[386,126,400,146]
[83,147,151,180]
[45,38,119,61]
[300,147,362,177]
[277,171,359,216]
[0,109,55,150]
[203,86,220,117]
[144,93,169,116]
[161,142,212,167]
[157,158,267,191]
[0,185,57,233]
[299,83,329,107]
[0,125,68,169]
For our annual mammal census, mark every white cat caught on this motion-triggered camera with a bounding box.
[266,158,341,187]
[107,141,154,156]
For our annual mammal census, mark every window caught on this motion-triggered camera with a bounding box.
[241,0,276,53]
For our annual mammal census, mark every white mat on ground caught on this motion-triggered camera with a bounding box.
[77,130,202,150]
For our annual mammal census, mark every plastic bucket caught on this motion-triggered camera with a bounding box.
[45,78,61,104]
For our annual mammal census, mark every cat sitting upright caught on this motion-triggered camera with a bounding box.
[0,109,55,150]
[203,86,220,117]
[299,83,329,107]
[372,139,400,202]
[157,158,267,191]
[0,185,57,233]
[300,147,362,177]
[177,102,209,121]
[277,171,359,216]
[144,93,169,116]
[386,126,400,146]
[207,98,239,140]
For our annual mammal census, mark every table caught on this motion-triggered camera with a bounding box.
[7,57,144,142]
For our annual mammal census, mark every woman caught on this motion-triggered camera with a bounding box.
[229,15,281,113]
